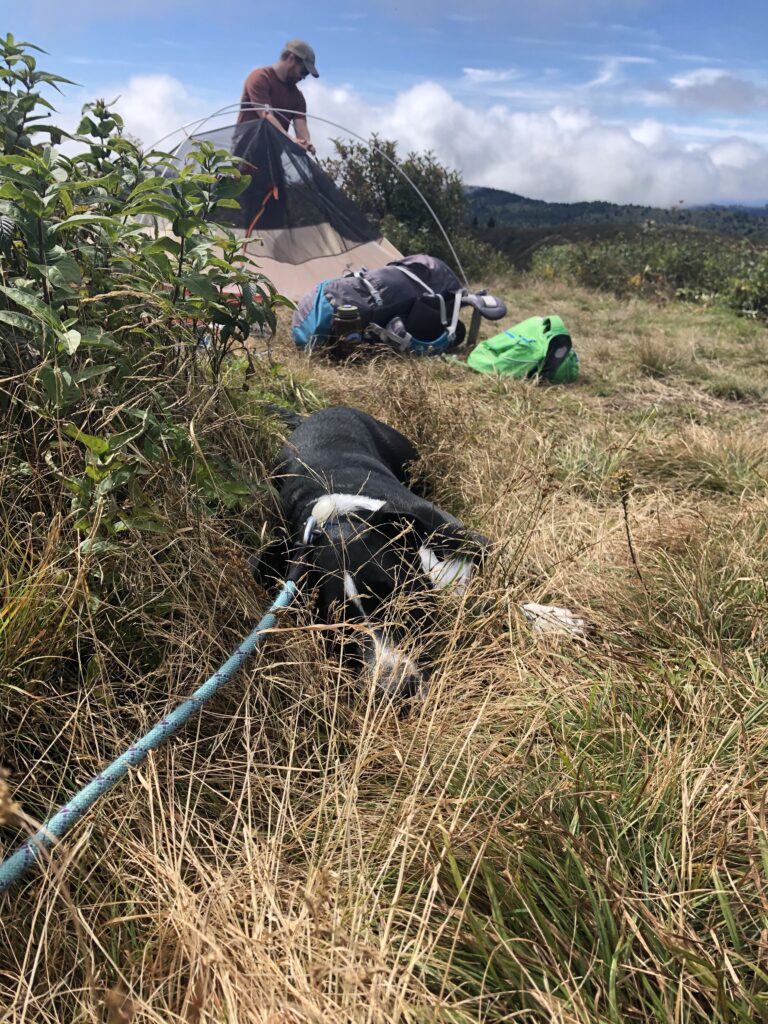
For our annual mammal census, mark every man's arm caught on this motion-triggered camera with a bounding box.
[293,116,315,155]
[262,110,293,138]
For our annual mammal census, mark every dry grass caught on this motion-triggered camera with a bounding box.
[2,276,768,1022]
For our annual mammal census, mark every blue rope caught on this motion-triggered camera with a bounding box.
[0,580,297,894]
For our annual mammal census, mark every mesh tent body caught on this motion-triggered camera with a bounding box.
[163,119,401,300]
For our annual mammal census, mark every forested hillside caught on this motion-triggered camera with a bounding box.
[467,184,768,239]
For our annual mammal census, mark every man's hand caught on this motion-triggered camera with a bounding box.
[295,137,316,155]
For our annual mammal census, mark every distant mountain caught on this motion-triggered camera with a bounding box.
[465,185,768,238]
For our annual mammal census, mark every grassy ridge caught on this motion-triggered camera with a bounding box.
[2,278,768,1022]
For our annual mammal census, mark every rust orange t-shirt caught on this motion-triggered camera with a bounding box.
[237,66,306,130]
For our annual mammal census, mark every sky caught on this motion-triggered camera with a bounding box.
[8,0,768,207]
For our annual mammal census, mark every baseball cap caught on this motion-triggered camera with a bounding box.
[284,39,319,78]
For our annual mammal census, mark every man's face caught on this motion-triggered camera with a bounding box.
[287,54,309,85]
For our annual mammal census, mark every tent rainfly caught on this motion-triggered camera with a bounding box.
[166,119,402,300]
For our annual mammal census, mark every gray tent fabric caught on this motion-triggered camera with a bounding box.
[161,119,402,299]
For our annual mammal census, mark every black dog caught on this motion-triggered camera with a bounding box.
[254,406,485,697]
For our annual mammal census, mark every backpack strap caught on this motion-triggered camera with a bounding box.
[390,265,437,297]
[447,290,462,341]
[392,267,464,342]
[353,268,383,306]
[366,322,412,352]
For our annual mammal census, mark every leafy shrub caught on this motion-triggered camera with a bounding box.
[531,226,768,317]
[0,32,291,548]
[322,133,505,280]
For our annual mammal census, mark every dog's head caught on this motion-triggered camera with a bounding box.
[253,495,485,699]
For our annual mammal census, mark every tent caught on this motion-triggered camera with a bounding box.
[167,119,402,300]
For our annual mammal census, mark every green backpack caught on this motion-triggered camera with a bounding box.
[466,314,579,383]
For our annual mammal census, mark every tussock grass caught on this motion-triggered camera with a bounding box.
[2,278,768,1022]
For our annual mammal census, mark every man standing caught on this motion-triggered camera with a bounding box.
[237,40,319,154]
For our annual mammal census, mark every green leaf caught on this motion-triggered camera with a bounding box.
[84,463,111,483]
[0,213,15,251]
[58,189,74,217]
[63,423,110,456]
[0,284,63,334]
[180,272,219,301]
[51,175,118,193]
[0,309,37,333]
[142,236,181,256]
[79,537,122,556]
[213,177,249,200]
[47,252,82,291]
[38,364,79,409]
[32,70,75,88]
[124,200,177,219]
[0,153,41,169]
[115,516,170,535]
[72,363,115,384]
[127,177,169,199]
[107,417,146,452]
[78,327,123,352]
[13,191,45,218]
[95,468,131,497]
[0,181,23,201]
[51,214,119,233]
[124,406,161,430]
[174,217,202,237]
[76,116,98,135]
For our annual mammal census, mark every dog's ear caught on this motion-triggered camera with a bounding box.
[249,530,291,587]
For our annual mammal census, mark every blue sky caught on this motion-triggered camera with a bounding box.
[8,0,768,205]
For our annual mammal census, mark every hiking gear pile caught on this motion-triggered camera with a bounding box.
[291,254,507,356]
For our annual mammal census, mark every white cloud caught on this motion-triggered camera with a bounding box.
[584,54,656,88]
[462,67,521,86]
[60,72,768,206]
[707,137,766,171]
[304,79,768,205]
[628,118,670,148]
[54,74,230,152]
[671,68,726,89]
[110,75,225,148]
[665,68,768,113]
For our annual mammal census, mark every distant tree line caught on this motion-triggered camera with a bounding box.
[465,186,768,241]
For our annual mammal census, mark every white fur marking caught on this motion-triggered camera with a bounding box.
[368,632,426,698]
[419,545,475,595]
[311,493,386,527]
[342,571,368,618]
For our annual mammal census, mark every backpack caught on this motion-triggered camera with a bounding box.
[466,315,579,382]
[291,254,506,355]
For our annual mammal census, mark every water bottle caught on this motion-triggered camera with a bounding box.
[330,304,363,358]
